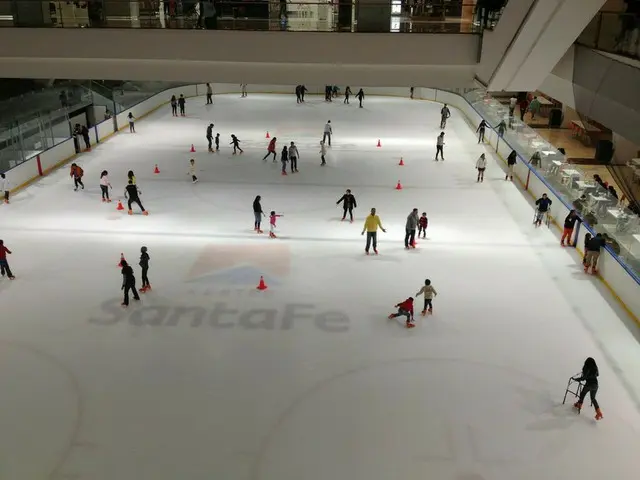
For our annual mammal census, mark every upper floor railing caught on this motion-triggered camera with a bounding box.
[578,10,640,61]
[0,1,503,33]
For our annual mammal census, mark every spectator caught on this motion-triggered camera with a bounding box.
[584,233,606,274]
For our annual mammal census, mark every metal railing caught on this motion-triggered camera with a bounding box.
[464,89,640,280]
[578,11,640,61]
[0,1,500,33]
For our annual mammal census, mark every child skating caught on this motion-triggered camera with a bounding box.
[319,141,327,166]
[215,133,220,153]
[120,259,140,307]
[230,134,243,155]
[124,181,148,216]
[188,159,198,183]
[128,112,136,133]
[388,297,415,328]
[476,153,487,182]
[0,239,15,280]
[263,137,277,162]
[1,173,10,204]
[280,146,288,175]
[139,246,151,292]
[572,357,603,420]
[100,170,112,202]
[70,163,84,191]
[269,211,283,238]
[415,279,437,315]
[418,212,428,238]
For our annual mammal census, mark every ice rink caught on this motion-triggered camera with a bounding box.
[1,93,640,480]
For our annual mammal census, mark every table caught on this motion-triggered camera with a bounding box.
[562,169,582,177]
[608,208,626,219]
[548,159,564,175]
[576,181,596,190]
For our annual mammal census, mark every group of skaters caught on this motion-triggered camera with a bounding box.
[388,278,438,328]
[320,86,365,107]
[119,246,151,307]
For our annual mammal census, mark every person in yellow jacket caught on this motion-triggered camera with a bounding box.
[361,207,386,255]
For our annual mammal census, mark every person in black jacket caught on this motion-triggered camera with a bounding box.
[336,189,357,222]
[139,246,151,292]
[81,125,91,150]
[572,357,603,420]
[125,181,148,216]
[206,123,214,152]
[178,94,186,116]
[561,209,578,247]
[300,85,308,102]
[476,120,488,143]
[120,260,140,307]
[534,193,552,227]
[584,233,606,274]
[356,88,365,108]
[295,85,302,104]
[230,134,243,154]
[506,150,516,181]
[253,195,264,233]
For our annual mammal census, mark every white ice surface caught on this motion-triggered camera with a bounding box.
[1,94,639,480]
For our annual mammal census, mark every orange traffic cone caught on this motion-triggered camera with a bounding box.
[256,276,268,290]
[395,180,403,190]
[266,131,270,139]
[190,144,196,153]
[154,164,160,174]
[377,139,381,148]
[116,200,124,211]
[118,253,126,267]
[398,157,404,166]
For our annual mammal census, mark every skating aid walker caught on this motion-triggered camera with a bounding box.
[562,374,591,413]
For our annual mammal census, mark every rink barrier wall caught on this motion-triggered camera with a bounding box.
[419,87,640,325]
[4,84,639,325]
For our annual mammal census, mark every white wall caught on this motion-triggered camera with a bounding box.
[5,83,639,323]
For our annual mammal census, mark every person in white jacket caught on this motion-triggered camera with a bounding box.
[289,142,300,173]
[319,141,327,166]
[416,278,437,315]
[476,153,487,182]
[188,158,198,184]
[1,173,9,204]
[99,170,112,202]
[323,121,332,146]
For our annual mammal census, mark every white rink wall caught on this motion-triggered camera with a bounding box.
[4,83,640,324]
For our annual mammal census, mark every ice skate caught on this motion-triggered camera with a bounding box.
[591,268,598,275]
[143,211,149,216]
[3,199,8,204]
[428,308,433,314]
[106,199,112,203]
[387,314,395,319]
[8,276,15,280]
[365,250,370,255]
[74,187,78,192]
[281,172,287,176]
[102,198,106,203]
[406,321,415,329]
[350,219,353,223]
[573,401,582,411]
[121,303,128,308]
[257,229,263,234]
[192,179,198,184]
[584,265,589,273]
[269,232,277,238]
[373,248,378,255]
[128,209,133,215]
[595,408,603,420]
[421,310,427,316]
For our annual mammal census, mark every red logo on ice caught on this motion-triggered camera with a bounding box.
[186,244,290,283]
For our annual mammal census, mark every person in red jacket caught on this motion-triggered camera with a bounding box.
[388,297,415,328]
[262,137,277,162]
[0,239,15,279]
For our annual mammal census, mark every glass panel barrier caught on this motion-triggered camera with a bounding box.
[463,89,640,278]
[577,11,640,61]
[0,1,493,33]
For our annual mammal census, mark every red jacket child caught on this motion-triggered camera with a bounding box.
[267,138,277,152]
[396,298,414,317]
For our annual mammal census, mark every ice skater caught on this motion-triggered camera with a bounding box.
[404,208,419,249]
[230,134,243,154]
[1,173,10,204]
[319,140,327,166]
[356,88,365,108]
[362,207,386,255]
[415,279,437,315]
[215,133,220,152]
[388,297,415,328]
[269,211,283,238]
[240,84,248,97]
[323,120,332,146]
[295,85,302,104]
[476,120,488,143]
[188,159,198,183]
[534,193,552,227]
[435,132,445,161]
[418,212,428,238]
[440,104,451,128]
[300,85,307,102]
[263,137,277,162]
[584,233,606,274]
[206,123,214,152]
[125,180,148,215]
[506,150,517,181]
[476,153,487,182]
[100,170,112,202]
[70,163,84,191]
[280,145,288,175]
[206,83,213,104]
[170,95,178,116]
[561,210,578,247]
[572,357,603,420]
[410,86,414,99]
[253,195,265,233]
[139,246,151,292]
[289,142,299,173]
[336,189,357,222]
[344,86,352,104]
[0,239,15,280]
[178,94,186,116]
[128,112,136,133]
[120,259,140,307]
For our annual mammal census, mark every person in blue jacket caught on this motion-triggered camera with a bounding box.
[534,193,552,227]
